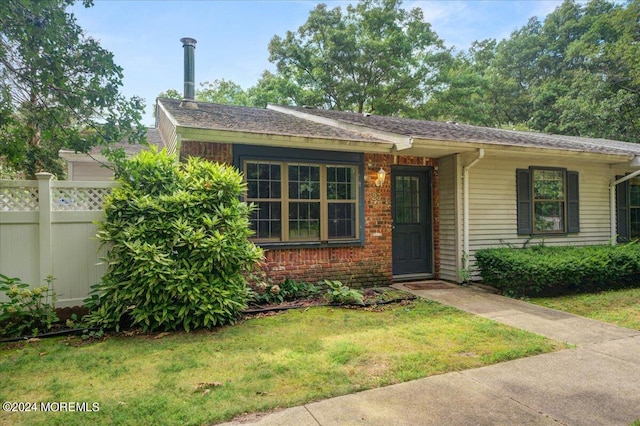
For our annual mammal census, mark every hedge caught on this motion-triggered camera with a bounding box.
[474,243,640,297]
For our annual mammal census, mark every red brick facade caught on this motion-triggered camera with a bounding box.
[180,140,439,287]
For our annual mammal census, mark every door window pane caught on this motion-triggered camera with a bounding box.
[395,176,420,224]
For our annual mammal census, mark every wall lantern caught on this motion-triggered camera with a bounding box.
[375,167,386,187]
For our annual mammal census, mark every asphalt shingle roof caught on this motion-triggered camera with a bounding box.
[159,98,387,144]
[278,105,640,157]
[158,98,640,158]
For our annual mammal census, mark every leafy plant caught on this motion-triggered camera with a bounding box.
[248,268,320,305]
[324,279,364,305]
[458,251,473,284]
[0,274,59,338]
[85,149,263,332]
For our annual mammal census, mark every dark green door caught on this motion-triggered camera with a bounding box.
[391,169,433,276]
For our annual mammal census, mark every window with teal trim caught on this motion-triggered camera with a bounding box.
[244,161,359,243]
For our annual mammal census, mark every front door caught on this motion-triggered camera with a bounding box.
[391,168,433,277]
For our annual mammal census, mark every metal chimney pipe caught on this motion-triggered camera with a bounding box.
[180,37,197,109]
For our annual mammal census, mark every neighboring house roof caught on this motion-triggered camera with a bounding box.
[59,128,166,163]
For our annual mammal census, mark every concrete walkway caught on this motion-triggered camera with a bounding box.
[221,282,640,425]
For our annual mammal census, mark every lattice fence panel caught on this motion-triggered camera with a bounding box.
[52,187,112,211]
[0,186,39,211]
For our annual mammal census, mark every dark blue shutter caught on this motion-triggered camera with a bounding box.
[567,171,580,233]
[616,176,629,241]
[516,169,532,235]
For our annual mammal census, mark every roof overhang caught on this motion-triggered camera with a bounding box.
[407,137,636,164]
[58,150,109,164]
[176,126,397,154]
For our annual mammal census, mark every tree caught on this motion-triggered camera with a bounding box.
[197,79,250,106]
[158,80,253,109]
[417,39,503,127]
[246,70,309,108]
[0,0,145,178]
[268,0,450,115]
[423,0,640,142]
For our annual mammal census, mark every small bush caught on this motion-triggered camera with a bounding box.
[249,273,321,305]
[324,280,364,305]
[86,149,263,332]
[0,274,59,337]
[475,243,640,297]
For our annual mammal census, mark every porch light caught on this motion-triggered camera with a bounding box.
[375,167,386,187]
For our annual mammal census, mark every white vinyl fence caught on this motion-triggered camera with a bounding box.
[0,173,116,307]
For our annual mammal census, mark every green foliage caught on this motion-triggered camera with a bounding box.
[475,243,640,297]
[0,274,59,338]
[0,0,145,178]
[424,0,640,143]
[197,79,250,106]
[324,279,364,305]
[85,148,263,332]
[458,251,472,284]
[158,72,298,110]
[268,0,449,114]
[250,276,321,305]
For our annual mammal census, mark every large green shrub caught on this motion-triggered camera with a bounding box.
[86,149,263,332]
[475,243,640,297]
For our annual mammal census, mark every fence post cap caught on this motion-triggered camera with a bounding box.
[35,172,54,180]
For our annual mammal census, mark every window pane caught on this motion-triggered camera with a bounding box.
[328,203,356,238]
[534,201,564,232]
[246,162,281,199]
[533,169,564,200]
[631,178,640,207]
[327,166,356,200]
[289,202,320,239]
[631,207,640,239]
[288,164,320,200]
[250,202,281,239]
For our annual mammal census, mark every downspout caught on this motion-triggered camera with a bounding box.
[462,149,485,270]
[609,161,640,245]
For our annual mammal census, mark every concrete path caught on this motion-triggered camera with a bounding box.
[220,283,640,425]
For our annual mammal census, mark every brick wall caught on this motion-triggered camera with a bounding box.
[179,143,439,287]
[180,141,233,163]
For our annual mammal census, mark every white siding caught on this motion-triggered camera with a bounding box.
[68,162,114,181]
[438,154,461,281]
[466,156,618,276]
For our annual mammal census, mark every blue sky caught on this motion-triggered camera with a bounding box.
[70,1,566,126]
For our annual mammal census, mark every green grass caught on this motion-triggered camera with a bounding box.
[0,300,565,426]
[530,287,640,330]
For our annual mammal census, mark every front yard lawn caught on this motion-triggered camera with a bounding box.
[0,300,564,425]
[530,287,640,330]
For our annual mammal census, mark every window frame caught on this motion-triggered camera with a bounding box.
[531,167,567,234]
[516,166,579,236]
[235,145,365,249]
[616,175,640,241]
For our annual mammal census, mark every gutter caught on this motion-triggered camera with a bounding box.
[462,149,485,270]
[610,157,640,245]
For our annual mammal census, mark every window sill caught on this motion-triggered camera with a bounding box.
[253,239,364,250]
